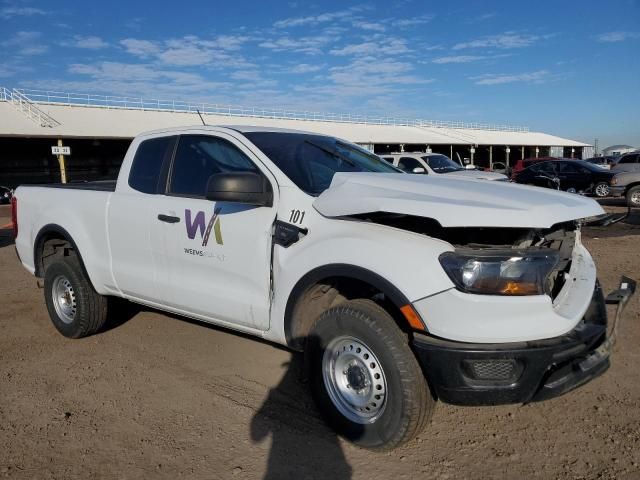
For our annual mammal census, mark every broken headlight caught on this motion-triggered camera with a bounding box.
[439,249,560,296]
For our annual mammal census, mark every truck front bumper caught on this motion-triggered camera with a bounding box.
[412,278,635,406]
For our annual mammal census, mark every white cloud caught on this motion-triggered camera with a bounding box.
[62,61,232,98]
[391,15,434,28]
[353,21,386,32]
[69,36,109,49]
[433,55,486,64]
[432,54,510,64]
[470,70,549,85]
[2,31,48,55]
[120,38,160,57]
[287,63,324,74]
[596,31,640,43]
[327,56,433,93]
[0,6,46,19]
[453,32,548,50]
[273,9,356,28]
[120,35,252,67]
[330,38,410,56]
[259,35,335,55]
[466,12,496,23]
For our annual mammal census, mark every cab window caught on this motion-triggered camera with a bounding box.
[128,136,176,194]
[169,135,260,197]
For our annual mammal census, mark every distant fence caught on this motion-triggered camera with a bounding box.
[0,87,530,133]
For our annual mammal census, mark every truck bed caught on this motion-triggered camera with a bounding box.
[28,180,117,192]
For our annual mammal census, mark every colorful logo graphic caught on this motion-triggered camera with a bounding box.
[185,206,223,246]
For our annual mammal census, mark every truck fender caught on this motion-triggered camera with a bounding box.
[283,263,413,348]
[33,224,96,290]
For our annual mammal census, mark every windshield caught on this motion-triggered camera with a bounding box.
[244,132,401,195]
[421,154,464,173]
[573,160,603,172]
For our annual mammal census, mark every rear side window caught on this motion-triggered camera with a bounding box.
[169,135,259,197]
[129,136,175,194]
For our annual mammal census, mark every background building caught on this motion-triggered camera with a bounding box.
[0,87,592,187]
[602,145,637,157]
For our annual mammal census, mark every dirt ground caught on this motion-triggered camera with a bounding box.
[0,202,639,480]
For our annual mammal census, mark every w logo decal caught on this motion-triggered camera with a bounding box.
[185,207,223,246]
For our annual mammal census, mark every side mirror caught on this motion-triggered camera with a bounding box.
[205,172,273,207]
[412,167,426,174]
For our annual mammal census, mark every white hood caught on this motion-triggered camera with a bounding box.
[447,170,508,181]
[313,173,604,228]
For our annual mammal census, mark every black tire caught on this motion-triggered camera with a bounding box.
[306,299,434,450]
[44,255,108,338]
[627,186,640,207]
[593,181,610,198]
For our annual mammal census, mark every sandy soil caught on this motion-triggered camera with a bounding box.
[0,202,639,480]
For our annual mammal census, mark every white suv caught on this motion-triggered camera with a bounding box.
[381,152,508,181]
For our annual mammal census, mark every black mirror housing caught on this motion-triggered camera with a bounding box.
[205,172,273,207]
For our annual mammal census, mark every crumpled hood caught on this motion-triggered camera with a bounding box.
[313,173,604,228]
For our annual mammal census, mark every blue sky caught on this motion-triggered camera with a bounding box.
[1,0,639,147]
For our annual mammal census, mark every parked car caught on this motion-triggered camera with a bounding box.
[611,151,640,173]
[513,160,614,197]
[380,152,508,180]
[610,171,640,207]
[12,126,635,450]
[0,186,12,205]
[584,156,617,170]
[490,161,508,175]
[510,157,558,178]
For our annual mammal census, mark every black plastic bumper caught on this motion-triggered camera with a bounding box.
[412,278,635,406]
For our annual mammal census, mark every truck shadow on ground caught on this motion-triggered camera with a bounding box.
[250,349,354,480]
[101,305,355,479]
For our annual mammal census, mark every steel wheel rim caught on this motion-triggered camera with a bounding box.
[52,275,77,324]
[631,191,640,206]
[595,183,609,197]
[322,336,387,424]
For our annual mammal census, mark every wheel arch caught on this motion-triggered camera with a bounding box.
[284,264,416,350]
[33,224,95,289]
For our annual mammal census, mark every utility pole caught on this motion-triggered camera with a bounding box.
[594,138,599,156]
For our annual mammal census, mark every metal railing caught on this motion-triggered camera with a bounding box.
[1,87,529,132]
[0,87,61,128]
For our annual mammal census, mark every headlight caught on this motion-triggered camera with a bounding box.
[439,249,560,296]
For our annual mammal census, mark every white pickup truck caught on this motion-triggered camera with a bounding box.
[13,126,635,450]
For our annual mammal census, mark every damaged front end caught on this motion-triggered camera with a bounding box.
[349,212,578,301]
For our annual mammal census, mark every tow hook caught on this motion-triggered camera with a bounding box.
[579,276,636,372]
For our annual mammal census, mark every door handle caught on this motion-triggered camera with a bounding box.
[158,214,180,224]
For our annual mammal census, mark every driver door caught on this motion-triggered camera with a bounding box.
[153,133,277,330]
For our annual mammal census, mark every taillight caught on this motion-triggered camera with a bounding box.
[10,195,17,239]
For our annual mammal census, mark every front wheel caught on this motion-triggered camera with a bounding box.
[306,299,434,450]
[593,182,610,198]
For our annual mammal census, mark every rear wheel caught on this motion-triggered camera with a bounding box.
[306,299,434,450]
[594,182,610,198]
[627,186,640,207]
[44,255,108,338]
